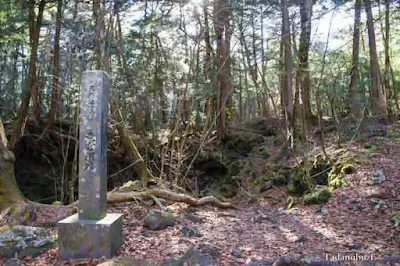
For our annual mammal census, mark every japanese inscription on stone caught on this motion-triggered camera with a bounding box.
[78,71,109,220]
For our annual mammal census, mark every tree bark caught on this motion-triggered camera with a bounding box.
[30,0,45,125]
[347,0,362,117]
[154,38,167,126]
[281,0,294,144]
[298,0,313,121]
[383,0,398,113]
[9,0,45,151]
[0,119,32,224]
[93,0,105,70]
[365,0,387,120]
[47,0,63,128]
[213,0,232,140]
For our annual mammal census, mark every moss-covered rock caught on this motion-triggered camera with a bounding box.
[341,163,356,175]
[0,226,56,259]
[144,210,176,230]
[303,187,332,204]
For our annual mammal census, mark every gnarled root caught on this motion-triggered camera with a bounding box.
[106,188,238,209]
[0,202,35,226]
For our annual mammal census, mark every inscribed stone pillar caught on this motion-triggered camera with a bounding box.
[58,71,123,261]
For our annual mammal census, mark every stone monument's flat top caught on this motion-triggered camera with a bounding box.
[59,213,122,225]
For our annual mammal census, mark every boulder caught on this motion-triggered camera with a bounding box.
[144,210,176,230]
[180,226,202,237]
[303,187,332,205]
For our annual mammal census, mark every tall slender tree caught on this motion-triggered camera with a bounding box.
[298,0,313,121]
[365,0,387,119]
[347,0,362,116]
[213,0,232,140]
[47,0,63,128]
[281,0,294,145]
[9,0,46,150]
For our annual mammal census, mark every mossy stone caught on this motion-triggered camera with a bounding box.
[341,163,356,175]
[144,210,176,230]
[303,187,332,205]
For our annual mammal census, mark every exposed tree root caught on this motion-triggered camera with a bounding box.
[0,202,35,225]
[106,188,238,209]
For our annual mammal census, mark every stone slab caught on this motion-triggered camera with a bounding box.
[78,71,109,220]
[57,213,123,261]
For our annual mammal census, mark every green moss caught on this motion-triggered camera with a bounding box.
[286,182,297,193]
[261,148,271,158]
[51,201,63,205]
[329,178,344,189]
[303,187,332,204]
[386,129,396,138]
[341,163,356,175]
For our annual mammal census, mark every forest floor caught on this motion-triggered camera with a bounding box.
[1,120,400,266]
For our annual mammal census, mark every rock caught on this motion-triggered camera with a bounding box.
[184,214,204,223]
[232,250,242,258]
[346,242,363,250]
[316,207,329,215]
[303,187,332,205]
[198,243,219,257]
[371,170,386,184]
[163,248,220,266]
[98,257,156,266]
[260,181,273,193]
[294,235,307,243]
[180,226,202,237]
[128,221,140,227]
[4,258,21,266]
[144,210,176,230]
[0,226,56,259]
[142,230,152,237]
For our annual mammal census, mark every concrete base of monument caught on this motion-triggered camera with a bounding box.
[57,213,123,261]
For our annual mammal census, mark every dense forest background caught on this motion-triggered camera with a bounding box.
[0,0,399,206]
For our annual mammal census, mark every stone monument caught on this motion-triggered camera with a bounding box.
[58,71,123,260]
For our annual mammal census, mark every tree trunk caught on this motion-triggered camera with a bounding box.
[9,0,45,151]
[213,0,232,140]
[365,0,387,120]
[298,0,313,121]
[383,0,398,113]
[155,38,167,126]
[93,0,104,70]
[109,96,155,184]
[0,119,32,224]
[347,0,362,117]
[281,0,294,145]
[115,8,145,133]
[30,0,45,125]
[47,0,63,128]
